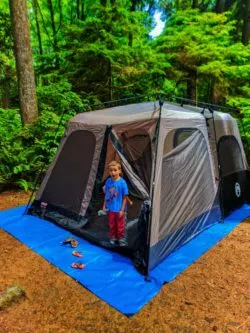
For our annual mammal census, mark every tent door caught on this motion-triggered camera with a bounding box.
[218,136,248,217]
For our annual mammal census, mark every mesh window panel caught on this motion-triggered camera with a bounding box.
[218,136,244,177]
[174,128,197,148]
[41,130,96,213]
[120,129,152,191]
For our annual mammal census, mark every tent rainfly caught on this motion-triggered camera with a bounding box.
[29,101,250,274]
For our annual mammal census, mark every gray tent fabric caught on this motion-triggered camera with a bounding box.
[148,130,220,270]
[159,131,215,238]
[109,130,150,200]
[29,101,250,275]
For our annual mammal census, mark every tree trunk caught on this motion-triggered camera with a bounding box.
[47,0,58,53]
[210,80,221,104]
[192,0,199,9]
[1,66,11,109]
[58,0,62,31]
[100,0,107,7]
[9,0,38,125]
[131,0,137,11]
[186,71,197,101]
[77,0,80,19]
[129,0,139,47]
[215,0,225,13]
[108,59,112,100]
[242,0,250,45]
[32,0,43,55]
[225,0,234,11]
[81,0,85,20]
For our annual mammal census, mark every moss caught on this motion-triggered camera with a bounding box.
[0,285,26,310]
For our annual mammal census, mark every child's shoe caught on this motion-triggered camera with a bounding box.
[110,238,117,246]
[118,238,127,247]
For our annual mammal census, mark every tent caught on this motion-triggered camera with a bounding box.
[29,101,250,274]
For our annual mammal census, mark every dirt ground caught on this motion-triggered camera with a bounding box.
[0,191,249,333]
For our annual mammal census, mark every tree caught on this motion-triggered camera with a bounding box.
[32,0,43,55]
[242,0,250,45]
[215,0,225,13]
[63,2,164,101]
[0,11,15,108]
[9,0,38,125]
[155,10,237,102]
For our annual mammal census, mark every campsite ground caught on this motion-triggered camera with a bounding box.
[0,190,249,333]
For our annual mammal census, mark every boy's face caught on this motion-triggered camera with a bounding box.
[109,165,120,180]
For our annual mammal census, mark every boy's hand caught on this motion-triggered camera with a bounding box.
[119,210,124,217]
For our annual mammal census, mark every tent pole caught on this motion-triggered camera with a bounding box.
[145,98,164,277]
[208,107,225,222]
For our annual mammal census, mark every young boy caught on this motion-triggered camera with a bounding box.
[103,160,129,246]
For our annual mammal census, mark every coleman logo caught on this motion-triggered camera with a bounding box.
[235,182,241,198]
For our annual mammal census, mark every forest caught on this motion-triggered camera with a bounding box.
[0,0,250,191]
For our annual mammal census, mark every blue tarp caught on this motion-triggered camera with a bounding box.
[0,204,249,316]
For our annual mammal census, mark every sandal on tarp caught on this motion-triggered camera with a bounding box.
[71,261,85,269]
[72,250,83,258]
[61,237,79,248]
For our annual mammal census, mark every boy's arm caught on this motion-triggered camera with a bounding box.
[119,179,129,217]
[103,181,107,211]
[121,196,127,212]
[119,196,127,217]
[103,197,106,211]
[127,196,133,206]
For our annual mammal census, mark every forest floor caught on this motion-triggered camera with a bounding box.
[0,190,250,333]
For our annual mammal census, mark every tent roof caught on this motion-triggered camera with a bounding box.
[70,101,233,125]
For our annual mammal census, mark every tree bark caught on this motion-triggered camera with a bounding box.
[242,0,250,45]
[9,0,38,125]
[215,0,225,13]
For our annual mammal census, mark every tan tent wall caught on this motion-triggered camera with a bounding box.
[150,108,218,247]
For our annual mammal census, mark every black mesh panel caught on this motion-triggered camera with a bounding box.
[41,130,96,213]
[218,135,247,216]
[218,136,244,177]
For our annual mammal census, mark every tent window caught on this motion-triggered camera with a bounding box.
[174,128,198,148]
[218,135,244,177]
[119,129,152,191]
[41,130,96,213]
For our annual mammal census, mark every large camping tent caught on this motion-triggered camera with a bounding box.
[29,101,250,274]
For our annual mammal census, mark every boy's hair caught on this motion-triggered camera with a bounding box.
[108,160,121,171]
[108,160,123,176]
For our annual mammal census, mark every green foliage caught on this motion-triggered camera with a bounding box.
[36,78,87,114]
[1,0,250,190]
[63,4,164,100]
[226,96,250,162]
[0,11,17,108]
[0,108,70,191]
